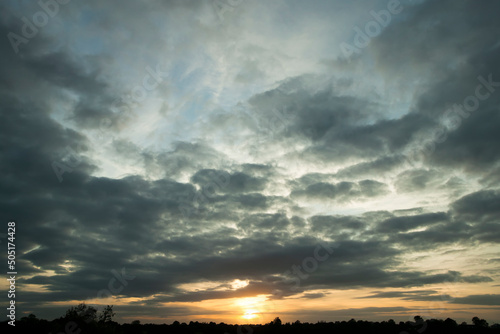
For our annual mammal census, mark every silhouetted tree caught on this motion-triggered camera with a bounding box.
[8,307,500,334]
[473,316,489,327]
[445,317,458,327]
[98,305,115,323]
[20,313,38,323]
[65,303,97,323]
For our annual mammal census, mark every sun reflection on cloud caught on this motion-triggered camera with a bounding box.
[231,279,249,290]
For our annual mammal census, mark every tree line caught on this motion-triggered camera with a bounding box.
[1,303,499,334]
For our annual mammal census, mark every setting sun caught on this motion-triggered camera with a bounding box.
[242,311,258,320]
[234,296,271,323]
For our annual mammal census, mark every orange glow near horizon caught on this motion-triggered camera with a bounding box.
[242,311,258,320]
[26,285,500,325]
[234,296,270,322]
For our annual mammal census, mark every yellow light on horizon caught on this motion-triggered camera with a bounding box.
[242,310,258,320]
[235,296,269,323]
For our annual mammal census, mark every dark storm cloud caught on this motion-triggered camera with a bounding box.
[301,293,327,299]
[238,213,291,232]
[394,169,444,193]
[450,190,500,243]
[1,12,136,133]
[294,264,491,292]
[192,169,267,194]
[290,179,389,202]
[309,215,366,233]
[244,71,440,168]
[290,173,336,188]
[143,142,228,179]
[221,193,271,209]
[385,221,470,250]
[287,306,411,320]
[375,189,500,248]
[451,294,500,306]
[246,75,393,161]
[451,189,500,219]
[371,0,500,81]
[240,163,276,178]
[371,0,500,172]
[334,155,404,179]
[320,112,434,155]
[360,290,500,306]
[20,225,490,306]
[480,166,500,188]
[359,290,453,302]
[376,212,448,233]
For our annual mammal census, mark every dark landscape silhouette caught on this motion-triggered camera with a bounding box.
[2,303,499,334]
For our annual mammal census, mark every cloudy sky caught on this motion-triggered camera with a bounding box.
[1,0,500,325]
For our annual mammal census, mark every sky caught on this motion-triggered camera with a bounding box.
[1,0,500,326]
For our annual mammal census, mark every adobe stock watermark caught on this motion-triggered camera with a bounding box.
[82,268,135,318]
[225,325,253,334]
[7,0,71,54]
[399,275,461,334]
[178,170,231,218]
[212,0,244,23]
[272,242,337,298]
[51,62,168,183]
[96,267,136,298]
[52,268,134,334]
[97,62,169,143]
[0,232,7,245]
[246,105,294,140]
[340,0,403,59]
[51,146,84,183]
[403,73,499,167]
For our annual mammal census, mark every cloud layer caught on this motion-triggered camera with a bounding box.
[1,0,499,325]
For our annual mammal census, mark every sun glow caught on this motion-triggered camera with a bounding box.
[235,296,269,322]
[242,310,258,320]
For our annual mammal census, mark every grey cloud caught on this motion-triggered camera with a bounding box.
[301,293,328,299]
[309,215,366,233]
[386,221,471,249]
[335,155,404,179]
[376,212,448,233]
[394,169,444,193]
[451,294,500,306]
[238,213,291,232]
[451,189,500,219]
[144,142,227,179]
[191,169,267,194]
[291,179,389,201]
[359,290,453,302]
[371,0,500,171]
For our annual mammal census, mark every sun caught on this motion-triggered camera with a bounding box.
[242,310,258,320]
[234,296,268,322]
